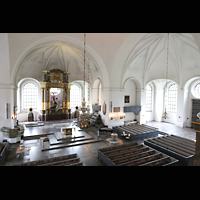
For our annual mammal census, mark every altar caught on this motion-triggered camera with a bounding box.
[39,68,72,121]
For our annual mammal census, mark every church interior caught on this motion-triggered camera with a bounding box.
[1,33,200,166]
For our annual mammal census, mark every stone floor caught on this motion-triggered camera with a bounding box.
[147,121,196,140]
[1,120,196,166]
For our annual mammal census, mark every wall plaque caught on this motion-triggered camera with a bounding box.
[103,102,106,115]
[113,107,120,112]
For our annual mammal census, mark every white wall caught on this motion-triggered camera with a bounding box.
[123,79,136,121]
[145,82,155,122]
[0,34,15,129]
[145,79,178,125]
[153,79,165,122]
[2,33,200,130]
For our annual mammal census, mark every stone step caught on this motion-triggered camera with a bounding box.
[24,132,54,140]
[42,139,103,151]
[49,136,94,146]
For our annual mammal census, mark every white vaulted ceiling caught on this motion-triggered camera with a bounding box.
[121,33,200,88]
[17,40,100,84]
[7,33,200,90]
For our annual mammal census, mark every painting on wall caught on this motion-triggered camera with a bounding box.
[113,107,120,112]
[124,95,130,103]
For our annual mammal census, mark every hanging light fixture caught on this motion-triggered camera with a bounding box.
[162,33,170,120]
[77,33,91,129]
[81,33,87,111]
[83,33,86,102]
[87,60,90,108]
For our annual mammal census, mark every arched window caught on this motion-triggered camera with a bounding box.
[193,83,200,98]
[22,82,38,110]
[146,84,152,111]
[70,84,82,111]
[166,84,177,113]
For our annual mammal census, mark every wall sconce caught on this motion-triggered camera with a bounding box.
[120,113,125,119]
[110,112,125,120]
[12,106,18,120]
[12,115,17,120]
[109,113,115,120]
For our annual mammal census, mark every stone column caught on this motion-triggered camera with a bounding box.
[175,89,185,127]
[136,88,146,124]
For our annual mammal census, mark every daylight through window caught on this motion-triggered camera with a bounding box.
[146,84,152,111]
[22,82,38,110]
[70,84,81,111]
[166,84,177,113]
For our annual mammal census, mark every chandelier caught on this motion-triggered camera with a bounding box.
[162,33,170,120]
[77,33,91,129]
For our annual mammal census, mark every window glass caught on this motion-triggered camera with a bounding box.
[70,84,81,110]
[22,83,38,110]
[194,83,200,98]
[146,84,152,111]
[166,84,177,113]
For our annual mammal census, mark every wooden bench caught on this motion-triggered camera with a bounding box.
[144,135,195,165]
[98,143,178,166]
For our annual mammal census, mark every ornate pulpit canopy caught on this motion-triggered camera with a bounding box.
[40,68,71,89]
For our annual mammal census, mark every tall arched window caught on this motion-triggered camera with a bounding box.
[194,83,200,98]
[146,84,152,111]
[70,84,82,111]
[166,84,177,113]
[22,82,38,110]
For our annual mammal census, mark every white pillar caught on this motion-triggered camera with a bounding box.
[136,88,146,124]
[0,34,14,129]
[91,88,98,105]
[175,89,187,127]
[0,85,15,129]
[154,88,164,122]
[102,88,125,128]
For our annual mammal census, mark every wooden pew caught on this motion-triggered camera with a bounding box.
[98,142,178,166]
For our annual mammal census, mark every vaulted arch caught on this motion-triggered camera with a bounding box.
[111,33,200,90]
[11,35,110,89]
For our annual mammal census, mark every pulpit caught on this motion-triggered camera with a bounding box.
[190,121,200,166]
[39,68,71,121]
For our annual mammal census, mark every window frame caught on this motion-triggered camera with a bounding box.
[70,83,82,111]
[18,78,41,113]
[192,82,200,99]
[165,83,178,113]
[146,83,153,112]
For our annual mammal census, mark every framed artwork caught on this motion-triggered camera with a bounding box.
[113,107,120,112]
[124,95,130,103]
